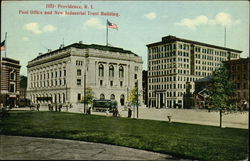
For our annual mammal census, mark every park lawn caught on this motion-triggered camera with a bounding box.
[0,111,248,161]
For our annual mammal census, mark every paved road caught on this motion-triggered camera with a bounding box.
[0,135,192,160]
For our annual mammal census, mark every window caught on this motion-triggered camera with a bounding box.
[110,81,113,86]
[237,83,241,89]
[120,95,125,106]
[64,70,66,76]
[119,66,124,78]
[110,94,115,100]
[9,83,15,92]
[109,65,114,77]
[99,64,104,77]
[100,80,103,86]
[77,93,81,101]
[120,81,123,87]
[77,79,81,86]
[77,69,82,76]
[100,94,105,100]
[134,74,137,79]
[10,71,15,80]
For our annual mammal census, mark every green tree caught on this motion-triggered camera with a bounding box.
[209,64,237,128]
[81,87,94,106]
[127,87,141,107]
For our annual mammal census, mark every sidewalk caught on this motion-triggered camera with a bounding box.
[0,135,191,160]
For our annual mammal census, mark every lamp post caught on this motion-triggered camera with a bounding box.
[136,80,139,118]
[84,53,89,114]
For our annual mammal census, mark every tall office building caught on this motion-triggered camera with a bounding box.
[27,42,143,107]
[147,35,241,108]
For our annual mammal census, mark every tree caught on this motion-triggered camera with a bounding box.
[209,64,237,128]
[81,87,94,106]
[127,87,141,107]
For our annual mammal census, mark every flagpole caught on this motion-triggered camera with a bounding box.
[106,19,108,46]
[224,27,226,47]
[5,32,7,57]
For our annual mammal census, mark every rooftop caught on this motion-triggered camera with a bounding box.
[32,43,138,62]
[147,35,242,53]
[195,75,213,83]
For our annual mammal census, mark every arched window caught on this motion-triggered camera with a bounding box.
[110,94,115,100]
[119,66,124,78]
[99,64,104,77]
[120,94,125,106]
[10,71,16,80]
[100,94,105,100]
[109,65,114,77]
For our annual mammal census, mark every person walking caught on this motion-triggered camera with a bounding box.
[128,107,132,118]
[37,103,40,111]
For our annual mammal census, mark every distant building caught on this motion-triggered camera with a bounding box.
[142,70,148,106]
[194,75,213,109]
[147,35,241,108]
[27,42,143,107]
[19,75,27,100]
[0,57,21,107]
[224,57,249,110]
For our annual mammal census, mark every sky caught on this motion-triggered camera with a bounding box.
[1,1,249,76]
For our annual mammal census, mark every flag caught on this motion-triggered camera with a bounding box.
[107,20,118,30]
[1,40,5,51]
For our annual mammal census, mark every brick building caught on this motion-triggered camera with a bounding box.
[0,57,21,107]
[224,57,249,110]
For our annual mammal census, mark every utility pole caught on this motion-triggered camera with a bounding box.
[84,53,89,114]
[136,80,139,118]
[84,72,86,114]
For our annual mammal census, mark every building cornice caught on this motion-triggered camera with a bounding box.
[146,35,242,53]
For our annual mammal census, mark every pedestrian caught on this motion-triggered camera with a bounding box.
[66,104,68,112]
[87,107,91,115]
[128,107,132,118]
[55,104,58,112]
[48,103,51,111]
[37,103,40,111]
[115,108,119,117]
[59,104,62,112]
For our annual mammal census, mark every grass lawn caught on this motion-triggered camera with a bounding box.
[0,111,248,161]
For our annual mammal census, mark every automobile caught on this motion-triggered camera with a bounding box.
[92,99,117,112]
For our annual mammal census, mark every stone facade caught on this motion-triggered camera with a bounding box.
[147,35,241,108]
[27,43,143,107]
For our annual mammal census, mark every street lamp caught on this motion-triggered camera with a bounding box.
[84,53,89,114]
[136,80,139,118]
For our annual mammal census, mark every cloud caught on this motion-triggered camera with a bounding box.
[42,25,56,32]
[83,18,105,30]
[24,22,56,34]
[24,23,42,34]
[144,12,157,20]
[176,12,240,29]
[208,12,240,27]
[22,36,29,41]
[176,15,208,30]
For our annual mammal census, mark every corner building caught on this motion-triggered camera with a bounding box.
[147,35,241,108]
[27,43,143,106]
[0,57,21,107]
